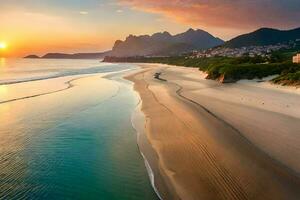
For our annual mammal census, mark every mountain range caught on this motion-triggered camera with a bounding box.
[225,27,300,48]
[109,28,224,57]
[25,27,300,59]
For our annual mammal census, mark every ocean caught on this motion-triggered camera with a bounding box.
[0,58,159,200]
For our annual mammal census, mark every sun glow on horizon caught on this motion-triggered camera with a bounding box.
[0,42,7,50]
[0,42,8,58]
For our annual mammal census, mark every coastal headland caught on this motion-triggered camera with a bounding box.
[126,64,300,200]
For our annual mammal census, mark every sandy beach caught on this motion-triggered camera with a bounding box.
[126,64,300,200]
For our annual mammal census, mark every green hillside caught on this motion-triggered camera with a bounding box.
[225,27,300,48]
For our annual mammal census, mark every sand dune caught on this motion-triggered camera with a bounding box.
[127,64,300,200]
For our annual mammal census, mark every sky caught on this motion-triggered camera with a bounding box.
[1,0,300,57]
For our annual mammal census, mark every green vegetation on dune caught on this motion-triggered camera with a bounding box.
[207,62,300,83]
[104,50,300,86]
[273,70,300,86]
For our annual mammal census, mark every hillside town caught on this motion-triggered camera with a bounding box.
[191,44,291,58]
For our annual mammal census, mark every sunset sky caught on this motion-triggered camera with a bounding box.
[1,0,300,57]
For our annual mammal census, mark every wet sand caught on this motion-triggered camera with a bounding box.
[126,64,300,200]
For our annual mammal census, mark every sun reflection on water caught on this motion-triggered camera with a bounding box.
[0,85,8,95]
[0,57,6,67]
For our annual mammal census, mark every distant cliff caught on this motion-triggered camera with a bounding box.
[24,51,111,59]
[225,27,300,48]
[109,29,224,57]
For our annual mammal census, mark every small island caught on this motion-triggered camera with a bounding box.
[24,51,111,59]
[24,55,40,59]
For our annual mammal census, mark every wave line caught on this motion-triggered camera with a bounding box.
[0,76,87,105]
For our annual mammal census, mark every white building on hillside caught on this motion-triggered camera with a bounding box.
[293,54,300,63]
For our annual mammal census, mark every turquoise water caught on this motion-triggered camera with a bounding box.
[0,59,158,199]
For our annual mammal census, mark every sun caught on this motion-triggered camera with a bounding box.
[0,42,7,50]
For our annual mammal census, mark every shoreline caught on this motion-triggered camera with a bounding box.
[131,99,163,200]
[126,67,178,200]
[125,63,300,200]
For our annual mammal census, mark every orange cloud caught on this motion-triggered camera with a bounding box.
[119,0,300,39]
